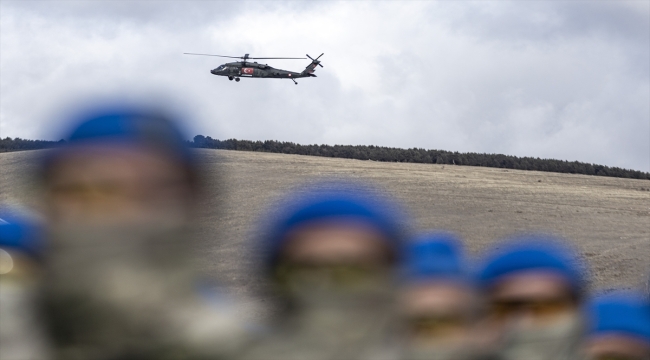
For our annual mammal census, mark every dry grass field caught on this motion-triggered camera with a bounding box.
[1,149,649,302]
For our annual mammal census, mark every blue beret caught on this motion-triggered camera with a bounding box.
[44,105,194,170]
[478,235,586,292]
[586,292,650,343]
[402,232,471,284]
[0,212,45,260]
[260,182,407,269]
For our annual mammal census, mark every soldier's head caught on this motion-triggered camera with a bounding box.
[261,182,407,308]
[0,211,45,281]
[399,232,477,350]
[478,235,587,360]
[40,105,199,230]
[479,236,585,327]
[583,292,650,360]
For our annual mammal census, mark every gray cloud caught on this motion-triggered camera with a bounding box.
[1,1,648,171]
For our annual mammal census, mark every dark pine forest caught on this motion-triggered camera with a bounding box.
[192,136,649,180]
[2,136,648,180]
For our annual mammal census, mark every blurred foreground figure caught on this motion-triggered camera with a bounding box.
[583,292,650,360]
[39,106,242,359]
[478,236,587,360]
[399,232,481,360]
[240,183,407,360]
[0,212,51,360]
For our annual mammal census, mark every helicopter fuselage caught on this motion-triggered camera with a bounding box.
[210,61,313,80]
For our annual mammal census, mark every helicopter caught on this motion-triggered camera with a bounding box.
[184,53,324,85]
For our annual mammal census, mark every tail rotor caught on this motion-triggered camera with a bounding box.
[306,53,324,68]
[302,53,324,77]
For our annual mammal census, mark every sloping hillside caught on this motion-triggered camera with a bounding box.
[1,149,648,296]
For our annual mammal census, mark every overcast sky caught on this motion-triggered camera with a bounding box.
[1,1,648,171]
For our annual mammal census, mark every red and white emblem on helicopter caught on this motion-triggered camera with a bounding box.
[242,68,254,75]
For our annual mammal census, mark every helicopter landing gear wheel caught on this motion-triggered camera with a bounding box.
[235,77,240,82]
[228,76,234,81]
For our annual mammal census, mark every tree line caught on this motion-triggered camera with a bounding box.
[191,136,650,180]
[0,137,64,152]
[1,136,648,180]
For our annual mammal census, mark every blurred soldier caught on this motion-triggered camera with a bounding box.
[0,211,51,360]
[477,236,587,360]
[399,232,481,360]
[583,292,650,360]
[38,105,243,359]
[240,183,408,360]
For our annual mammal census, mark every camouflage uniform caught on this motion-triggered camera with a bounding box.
[43,227,245,360]
[493,318,585,360]
[241,294,401,360]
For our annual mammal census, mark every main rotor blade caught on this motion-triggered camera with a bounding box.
[248,57,306,60]
[184,53,305,60]
[183,53,241,59]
